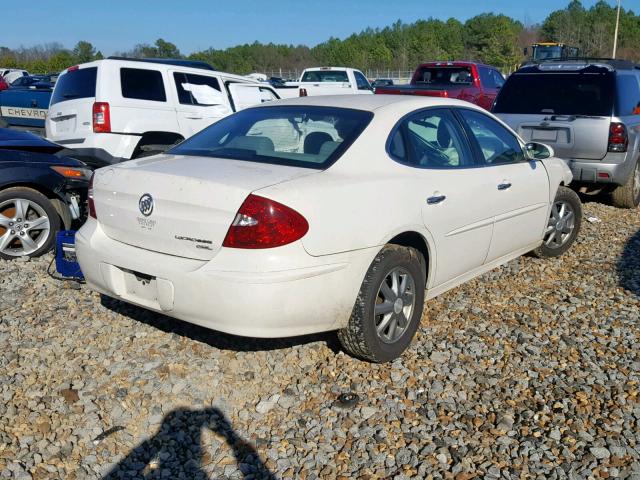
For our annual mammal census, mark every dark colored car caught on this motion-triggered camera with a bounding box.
[0,129,91,259]
[10,74,57,90]
[375,61,504,110]
[372,78,394,88]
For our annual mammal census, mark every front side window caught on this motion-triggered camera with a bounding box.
[354,71,371,91]
[390,109,473,168]
[174,72,223,106]
[459,109,525,165]
[120,68,166,102]
[169,106,373,169]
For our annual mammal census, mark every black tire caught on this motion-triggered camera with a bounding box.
[0,187,60,260]
[611,160,640,209]
[338,245,426,362]
[533,186,582,258]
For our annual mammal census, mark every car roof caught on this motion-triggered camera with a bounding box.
[518,58,640,73]
[257,94,484,113]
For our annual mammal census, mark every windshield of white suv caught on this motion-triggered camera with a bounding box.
[168,106,373,169]
[301,71,349,82]
[493,70,615,116]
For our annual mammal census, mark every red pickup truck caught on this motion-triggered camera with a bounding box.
[375,61,505,110]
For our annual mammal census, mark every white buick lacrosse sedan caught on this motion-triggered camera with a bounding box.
[76,95,581,362]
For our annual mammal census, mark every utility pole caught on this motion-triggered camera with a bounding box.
[612,0,621,58]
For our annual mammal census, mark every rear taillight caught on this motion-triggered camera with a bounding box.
[88,173,97,219]
[608,122,628,153]
[92,102,111,133]
[223,194,308,249]
[299,88,308,97]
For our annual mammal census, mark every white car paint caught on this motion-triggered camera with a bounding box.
[45,59,280,164]
[76,95,572,338]
[273,67,374,99]
[0,69,29,84]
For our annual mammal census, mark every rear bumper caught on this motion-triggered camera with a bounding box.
[49,133,141,166]
[567,154,637,186]
[76,219,377,338]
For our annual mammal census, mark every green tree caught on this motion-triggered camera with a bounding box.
[73,41,97,63]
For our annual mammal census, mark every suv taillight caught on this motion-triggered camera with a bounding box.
[92,102,111,133]
[88,173,97,219]
[223,194,308,249]
[608,122,628,153]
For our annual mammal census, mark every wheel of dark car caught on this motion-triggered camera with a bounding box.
[611,160,640,209]
[338,245,426,362]
[0,187,60,259]
[533,186,582,258]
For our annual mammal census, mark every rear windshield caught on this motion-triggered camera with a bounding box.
[301,70,349,82]
[413,67,473,86]
[493,71,615,116]
[50,67,97,105]
[169,106,373,169]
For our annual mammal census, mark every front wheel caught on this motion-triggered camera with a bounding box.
[0,187,60,259]
[338,245,426,362]
[533,186,582,258]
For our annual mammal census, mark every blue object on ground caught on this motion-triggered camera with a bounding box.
[55,230,84,279]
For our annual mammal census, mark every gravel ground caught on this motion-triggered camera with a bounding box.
[1,200,639,480]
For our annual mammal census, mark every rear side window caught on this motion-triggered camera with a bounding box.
[173,72,223,106]
[50,67,97,105]
[493,70,615,116]
[120,68,166,102]
[615,74,640,116]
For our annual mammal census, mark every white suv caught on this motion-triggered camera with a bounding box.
[45,57,280,166]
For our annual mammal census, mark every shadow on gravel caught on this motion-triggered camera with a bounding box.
[103,407,276,479]
[100,296,342,354]
[617,228,640,296]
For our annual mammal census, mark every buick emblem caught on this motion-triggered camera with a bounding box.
[139,193,154,217]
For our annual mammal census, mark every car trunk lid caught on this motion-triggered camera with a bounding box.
[93,154,316,260]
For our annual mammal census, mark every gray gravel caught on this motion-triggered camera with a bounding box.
[1,201,639,479]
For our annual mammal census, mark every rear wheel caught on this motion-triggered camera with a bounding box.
[338,245,426,362]
[0,187,60,259]
[611,160,640,209]
[533,186,582,258]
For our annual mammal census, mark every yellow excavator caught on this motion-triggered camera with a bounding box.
[523,42,580,64]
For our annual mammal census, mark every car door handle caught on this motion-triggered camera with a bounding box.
[427,195,446,205]
[186,116,203,120]
[497,182,512,191]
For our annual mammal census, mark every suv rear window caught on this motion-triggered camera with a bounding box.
[301,70,349,82]
[169,106,373,169]
[120,68,166,102]
[413,67,473,86]
[50,67,97,105]
[493,70,615,116]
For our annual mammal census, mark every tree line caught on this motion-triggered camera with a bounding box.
[1,1,638,76]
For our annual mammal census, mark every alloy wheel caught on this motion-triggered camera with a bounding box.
[374,267,416,344]
[0,198,51,257]
[543,200,575,249]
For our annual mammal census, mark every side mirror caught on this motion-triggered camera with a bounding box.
[525,142,554,160]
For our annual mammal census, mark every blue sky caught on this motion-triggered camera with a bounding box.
[3,0,615,55]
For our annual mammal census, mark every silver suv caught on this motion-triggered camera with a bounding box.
[493,59,640,208]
